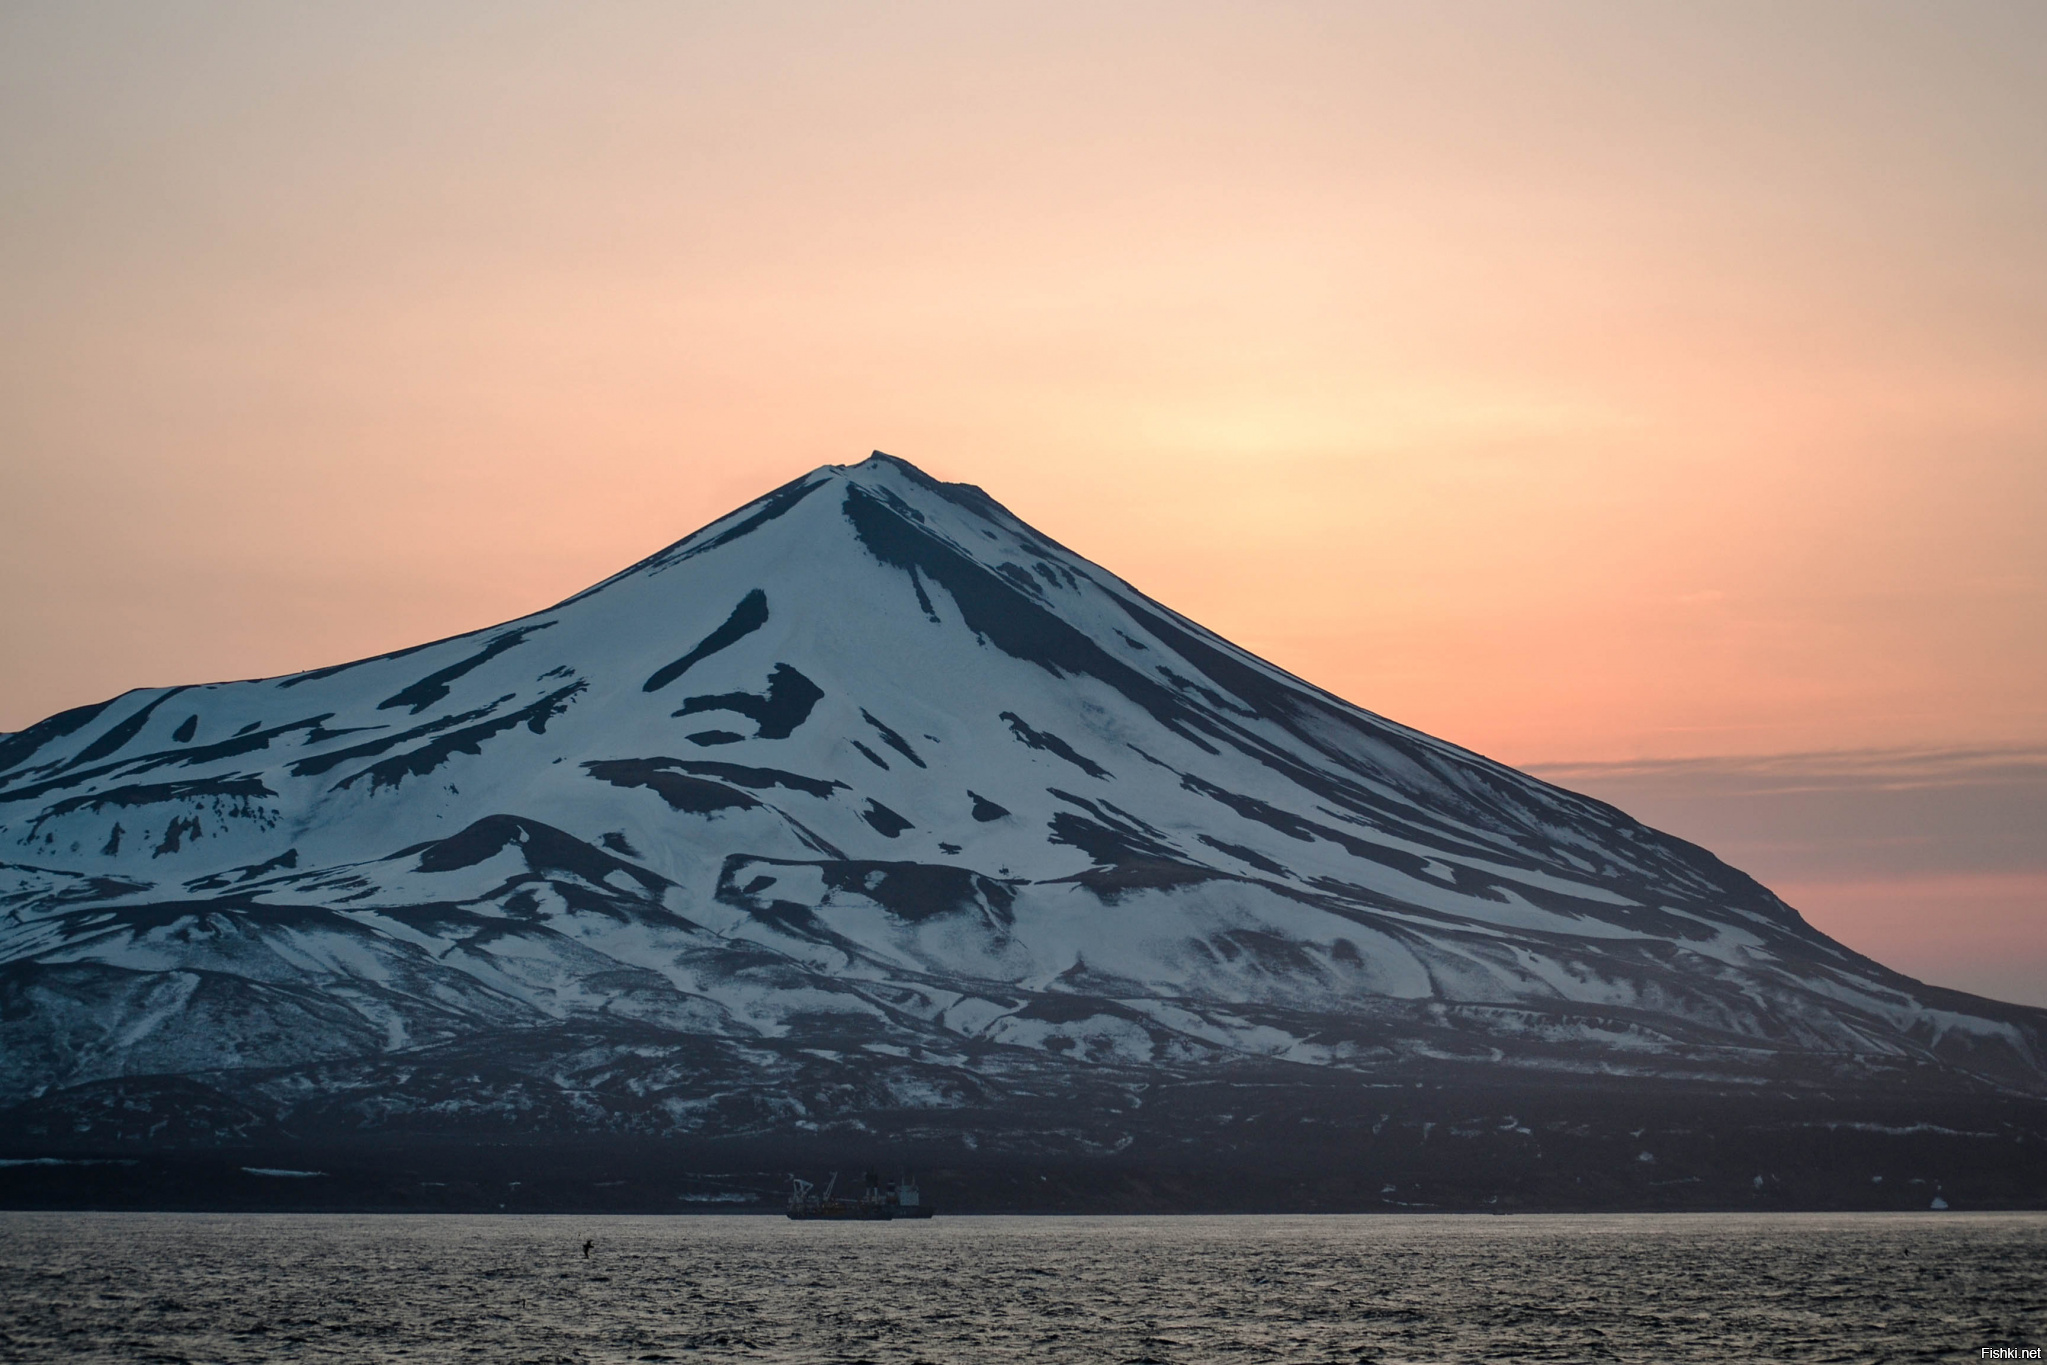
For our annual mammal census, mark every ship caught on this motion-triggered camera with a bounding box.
[786,1169,935,1220]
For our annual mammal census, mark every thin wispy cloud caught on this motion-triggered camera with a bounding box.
[1530,744,2047,796]
[1533,743,2047,1005]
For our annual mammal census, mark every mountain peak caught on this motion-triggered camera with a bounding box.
[824,449,1017,529]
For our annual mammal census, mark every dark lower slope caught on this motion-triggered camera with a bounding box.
[5,1071,2043,1213]
[5,982,2046,1211]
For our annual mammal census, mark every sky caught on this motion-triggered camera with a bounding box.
[2,2,2042,1001]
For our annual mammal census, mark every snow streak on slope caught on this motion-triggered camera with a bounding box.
[2,454,2042,1144]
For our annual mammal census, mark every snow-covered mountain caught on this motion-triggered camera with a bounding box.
[3,453,2042,1154]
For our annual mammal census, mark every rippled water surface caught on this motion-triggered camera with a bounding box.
[2,1211,2041,1363]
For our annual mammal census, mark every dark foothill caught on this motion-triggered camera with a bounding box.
[851,741,890,770]
[686,731,747,747]
[599,832,640,856]
[171,716,197,744]
[968,792,1010,822]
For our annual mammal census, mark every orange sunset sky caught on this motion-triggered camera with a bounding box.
[3,3,2043,1001]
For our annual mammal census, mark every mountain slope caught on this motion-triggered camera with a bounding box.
[3,453,2042,1162]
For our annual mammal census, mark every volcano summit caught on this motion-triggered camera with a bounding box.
[3,454,2042,1211]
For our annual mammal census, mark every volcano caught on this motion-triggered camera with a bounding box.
[3,453,2042,1211]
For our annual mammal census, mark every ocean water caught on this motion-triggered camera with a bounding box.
[1,1211,2040,1363]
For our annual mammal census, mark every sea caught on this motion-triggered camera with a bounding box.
[1,1211,2041,1363]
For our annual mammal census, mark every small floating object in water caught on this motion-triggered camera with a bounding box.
[786,1169,934,1220]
